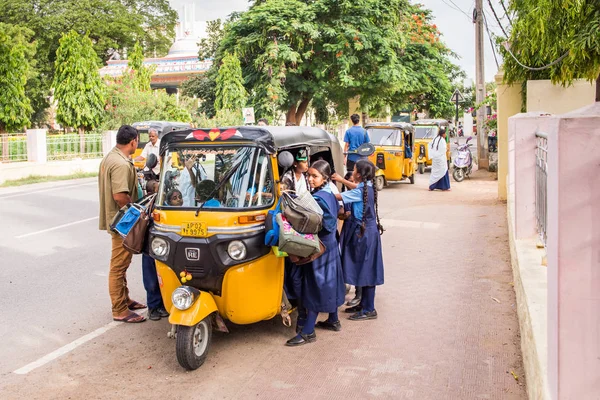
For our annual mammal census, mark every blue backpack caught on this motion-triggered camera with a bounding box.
[264,197,283,246]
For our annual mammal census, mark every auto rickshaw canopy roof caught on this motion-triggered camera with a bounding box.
[159,126,341,156]
[132,121,192,134]
[412,119,450,127]
[365,122,415,132]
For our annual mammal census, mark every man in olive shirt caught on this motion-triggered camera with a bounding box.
[98,125,146,323]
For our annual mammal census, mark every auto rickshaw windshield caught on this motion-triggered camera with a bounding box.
[414,126,439,139]
[158,145,274,209]
[367,128,403,146]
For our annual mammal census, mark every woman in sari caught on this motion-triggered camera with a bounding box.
[428,128,451,191]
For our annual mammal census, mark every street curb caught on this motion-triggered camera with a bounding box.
[508,194,550,400]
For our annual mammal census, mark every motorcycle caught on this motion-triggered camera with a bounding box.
[452,136,474,182]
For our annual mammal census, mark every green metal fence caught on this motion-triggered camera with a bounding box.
[0,134,28,162]
[46,133,104,161]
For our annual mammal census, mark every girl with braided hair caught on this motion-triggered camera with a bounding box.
[332,159,385,321]
[285,160,345,346]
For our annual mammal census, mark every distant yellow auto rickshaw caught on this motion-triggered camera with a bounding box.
[148,126,344,370]
[412,119,451,174]
[365,122,416,190]
[132,121,191,169]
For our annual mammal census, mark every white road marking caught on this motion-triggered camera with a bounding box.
[0,181,96,200]
[15,216,99,238]
[13,321,121,375]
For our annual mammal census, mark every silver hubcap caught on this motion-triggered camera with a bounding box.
[192,321,209,357]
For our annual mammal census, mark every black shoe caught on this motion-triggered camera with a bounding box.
[344,305,363,313]
[285,331,316,346]
[316,320,342,332]
[156,306,169,318]
[348,310,378,321]
[148,308,162,321]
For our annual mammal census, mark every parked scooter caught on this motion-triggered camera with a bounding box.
[452,136,474,182]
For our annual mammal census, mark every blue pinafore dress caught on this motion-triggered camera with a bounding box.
[301,188,346,313]
[339,184,385,286]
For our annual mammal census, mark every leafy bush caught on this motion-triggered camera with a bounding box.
[101,81,192,130]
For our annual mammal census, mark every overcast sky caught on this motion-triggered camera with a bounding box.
[169,0,509,83]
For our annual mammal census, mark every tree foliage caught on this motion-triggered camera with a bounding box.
[388,5,463,119]
[103,83,191,130]
[0,0,178,123]
[127,42,154,91]
[219,0,409,124]
[180,19,224,118]
[215,53,248,114]
[502,0,600,100]
[52,31,106,132]
[0,23,36,132]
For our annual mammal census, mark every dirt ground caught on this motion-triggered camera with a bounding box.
[0,169,526,399]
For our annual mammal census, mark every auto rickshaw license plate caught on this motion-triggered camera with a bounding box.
[181,222,207,237]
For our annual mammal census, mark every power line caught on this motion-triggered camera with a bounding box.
[483,13,500,70]
[499,0,513,25]
[502,43,569,71]
[439,0,472,21]
[486,0,508,37]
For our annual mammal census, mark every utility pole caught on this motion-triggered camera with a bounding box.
[474,0,488,169]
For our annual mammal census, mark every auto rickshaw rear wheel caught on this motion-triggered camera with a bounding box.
[374,175,385,191]
[418,163,424,174]
[409,174,415,184]
[176,316,213,370]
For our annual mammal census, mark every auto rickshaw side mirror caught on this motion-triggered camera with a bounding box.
[277,151,294,168]
[146,153,158,169]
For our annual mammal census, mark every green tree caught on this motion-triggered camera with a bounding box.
[0,23,36,133]
[181,19,225,119]
[52,31,106,134]
[215,53,248,114]
[501,0,600,101]
[127,41,154,91]
[103,83,191,130]
[389,5,462,119]
[219,0,409,124]
[0,0,178,123]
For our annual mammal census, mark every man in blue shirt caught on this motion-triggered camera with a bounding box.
[343,114,370,178]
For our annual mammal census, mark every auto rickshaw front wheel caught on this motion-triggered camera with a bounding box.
[176,316,213,370]
[418,163,424,174]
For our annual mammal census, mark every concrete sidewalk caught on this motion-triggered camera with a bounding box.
[0,170,526,399]
[0,159,100,184]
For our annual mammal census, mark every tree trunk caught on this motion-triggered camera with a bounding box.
[596,72,600,102]
[286,105,297,125]
[294,98,311,125]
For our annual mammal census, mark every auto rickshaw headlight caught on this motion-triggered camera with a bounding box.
[172,286,195,310]
[227,240,247,261]
[151,237,169,257]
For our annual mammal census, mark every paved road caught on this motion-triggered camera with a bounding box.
[0,172,526,399]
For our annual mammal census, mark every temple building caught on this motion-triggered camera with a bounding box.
[98,34,212,94]
[99,2,211,93]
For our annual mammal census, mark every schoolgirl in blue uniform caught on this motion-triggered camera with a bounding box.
[286,160,346,346]
[332,159,384,320]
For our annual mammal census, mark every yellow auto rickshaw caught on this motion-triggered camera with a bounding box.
[412,119,451,174]
[132,121,191,169]
[364,122,416,190]
[148,126,344,370]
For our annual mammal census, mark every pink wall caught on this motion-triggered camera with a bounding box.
[547,103,600,399]
[509,113,554,240]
